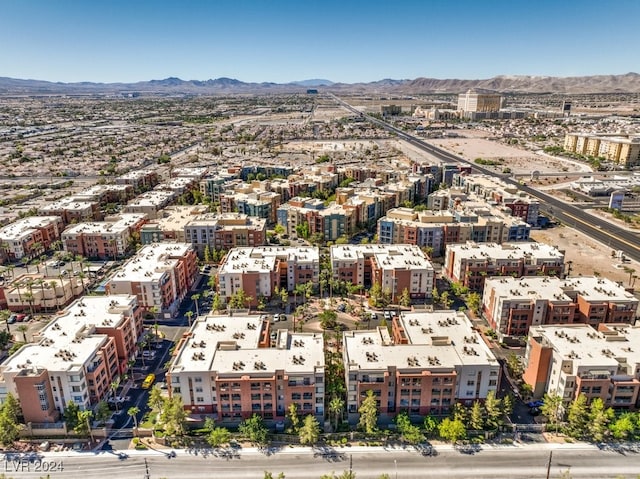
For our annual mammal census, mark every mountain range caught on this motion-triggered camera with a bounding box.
[0,73,639,95]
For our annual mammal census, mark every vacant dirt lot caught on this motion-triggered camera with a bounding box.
[530,225,639,286]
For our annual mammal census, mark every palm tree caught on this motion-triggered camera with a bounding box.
[16,324,28,343]
[0,310,11,333]
[128,406,140,435]
[329,397,345,432]
[110,380,121,413]
[185,311,194,327]
[191,293,201,317]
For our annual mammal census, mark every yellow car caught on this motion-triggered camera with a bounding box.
[141,373,155,389]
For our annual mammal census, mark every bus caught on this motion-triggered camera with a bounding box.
[141,373,155,389]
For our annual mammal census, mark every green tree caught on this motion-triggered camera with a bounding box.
[431,287,440,305]
[609,412,636,440]
[540,394,563,434]
[399,288,411,308]
[95,401,111,426]
[588,397,614,442]
[238,414,268,445]
[16,324,28,343]
[206,425,231,448]
[566,394,588,439]
[357,390,378,434]
[287,403,300,433]
[298,414,320,445]
[469,402,484,431]
[63,402,80,430]
[440,291,452,309]
[263,472,286,479]
[159,395,187,437]
[0,393,21,446]
[438,417,466,444]
[484,390,502,428]
[423,415,439,438]
[466,292,482,315]
[395,412,424,444]
[212,293,223,313]
[148,385,164,412]
[191,293,201,317]
[502,394,514,422]
[229,289,252,309]
[74,410,92,437]
[369,282,383,307]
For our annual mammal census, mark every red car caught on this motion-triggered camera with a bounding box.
[15,314,26,322]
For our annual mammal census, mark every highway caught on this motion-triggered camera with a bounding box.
[5,445,640,478]
[329,94,640,263]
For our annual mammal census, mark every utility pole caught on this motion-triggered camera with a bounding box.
[545,451,552,479]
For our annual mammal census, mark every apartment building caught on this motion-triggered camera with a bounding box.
[221,192,281,225]
[377,207,531,257]
[123,190,176,219]
[343,310,499,421]
[115,169,160,190]
[523,324,640,409]
[61,213,147,260]
[1,273,85,312]
[105,243,198,317]
[444,242,565,291]
[482,276,639,341]
[330,244,435,301]
[39,197,101,225]
[217,246,319,307]
[0,216,64,261]
[564,133,640,167]
[455,175,540,225]
[184,212,267,256]
[0,295,142,422]
[74,184,135,204]
[167,314,324,423]
[139,205,209,244]
[199,171,239,204]
[277,198,357,242]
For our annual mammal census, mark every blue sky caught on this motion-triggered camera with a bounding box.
[1,0,638,83]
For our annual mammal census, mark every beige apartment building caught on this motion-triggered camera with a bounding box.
[523,324,640,409]
[123,190,176,219]
[0,216,64,261]
[139,205,209,244]
[343,310,499,421]
[0,295,143,423]
[184,212,267,256]
[482,276,638,341]
[61,213,147,260]
[1,273,85,312]
[330,244,435,301]
[39,197,101,225]
[167,314,324,423]
[457,90,502,113]
[105,243,198,317]
[217,246,319,307]
[564,133,640,167]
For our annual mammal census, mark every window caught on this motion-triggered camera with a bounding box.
[194,377,202,383]
[196,397,204,403]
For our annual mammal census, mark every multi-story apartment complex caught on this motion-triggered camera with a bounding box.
[378,208,531,257]
[221,192,281,225]
[482,276,639,340]
[167,314,324,423]
[343,310,499,420]
[1,273,85,312]
[564,133,640,167]
[61,213,147,260]
[0,216,64,261]
[0,295,143,422]
[105,243,198,317]
[123,190,176,219]
[39,197,101,225]
[455,175,540,225]
[217,246,319,307]
[139,205,209,245]
[444,242,565,291]
[74,184,135,204]
[115,169,160,191]
[184,212,267,256]
[523,324,640,409]
[330,244,435,301]
[277,197,357,242]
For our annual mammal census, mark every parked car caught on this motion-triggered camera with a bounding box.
[337,303,346,312]
[7,314,17,324]
[15,314,26,322]
[273,314,280,322]
[527,400,544,408]
[370,312,377,321]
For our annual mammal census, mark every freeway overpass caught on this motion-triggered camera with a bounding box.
[329,94,640,263]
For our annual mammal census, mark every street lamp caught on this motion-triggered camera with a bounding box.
[394,459,397,479]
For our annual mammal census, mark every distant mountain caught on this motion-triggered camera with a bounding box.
[290,79,334,87]
[0,73,639,95]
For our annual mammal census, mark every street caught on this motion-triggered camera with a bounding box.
[4,444,640,478]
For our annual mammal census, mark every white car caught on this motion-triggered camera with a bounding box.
[273,314,280,322]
